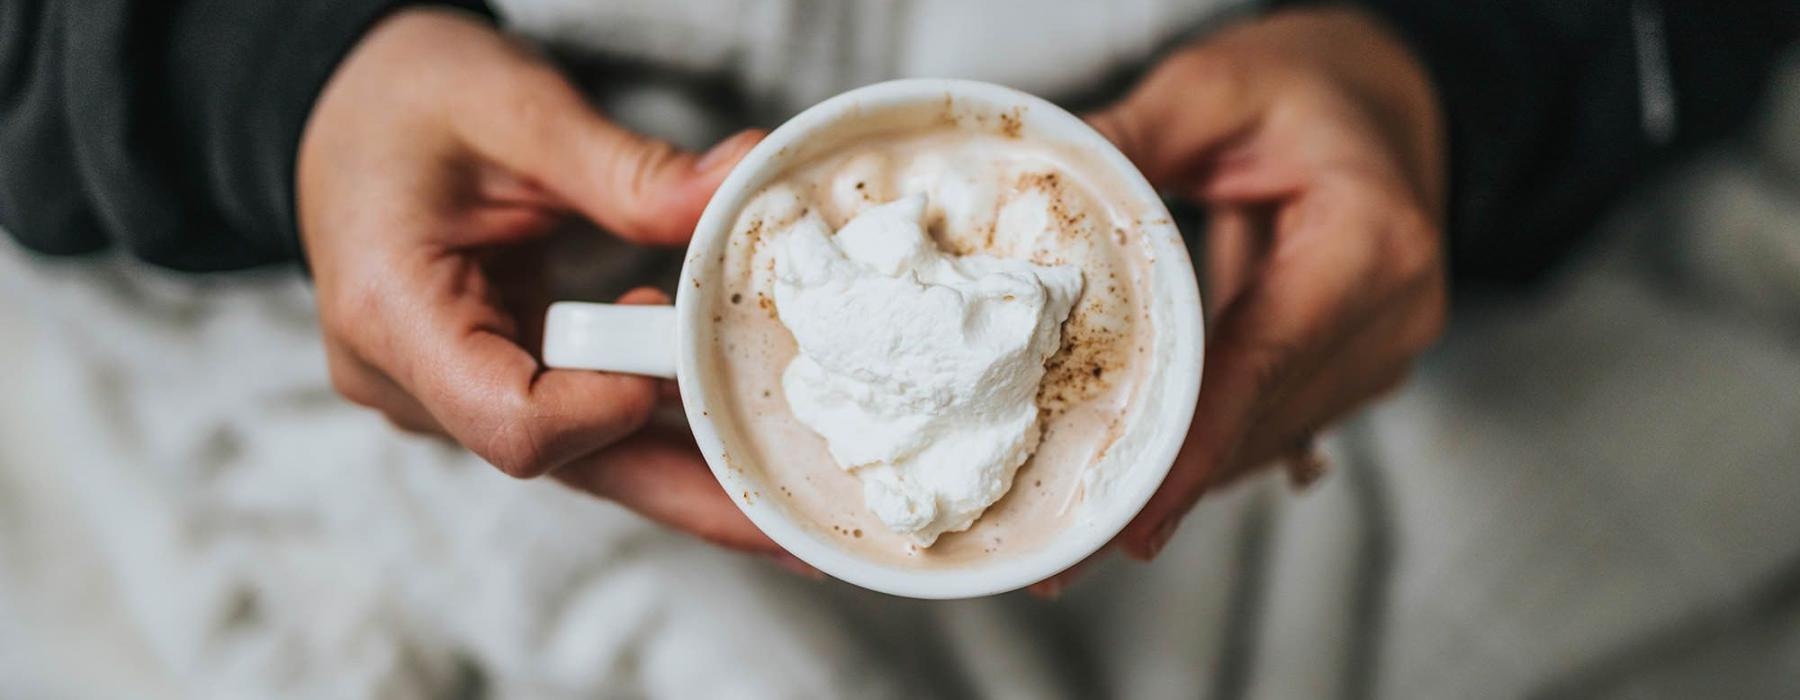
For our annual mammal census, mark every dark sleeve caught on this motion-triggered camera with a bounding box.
[1279,0,1799,288]
[0,0,491,272]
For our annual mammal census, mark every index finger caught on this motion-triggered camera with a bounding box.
[415,327,659,479]
[1120,184,1390,559]
[1086,46,1266,186]
[554,426,785,555]
[391,276,663,479]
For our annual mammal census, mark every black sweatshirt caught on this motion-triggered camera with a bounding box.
[1,1,1794,282]
[1312,0,1798,287]
[0,0,488,272]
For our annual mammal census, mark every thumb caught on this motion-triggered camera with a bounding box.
[448,63,762,245]
[1086,48,1264,187]
[562,126,764,245]
[533,121,763,246]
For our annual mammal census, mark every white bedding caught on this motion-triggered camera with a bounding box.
[2,2,1798,697]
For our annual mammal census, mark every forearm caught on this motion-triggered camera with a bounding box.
[0,0,491,271]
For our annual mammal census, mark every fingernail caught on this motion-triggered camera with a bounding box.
[1147,517,1182,560]
[695,131,755,174]
[769,552,825,581]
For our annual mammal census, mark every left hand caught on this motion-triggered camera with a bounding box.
[296,9,814,574]
[1032,7,1449,596]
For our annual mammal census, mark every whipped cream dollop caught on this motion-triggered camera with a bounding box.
[771,194,1083,546]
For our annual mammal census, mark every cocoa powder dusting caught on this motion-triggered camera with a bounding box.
[1037,300,1134,413]
[998,107,1024,139]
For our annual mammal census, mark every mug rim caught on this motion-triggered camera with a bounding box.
[672,78,1204,599]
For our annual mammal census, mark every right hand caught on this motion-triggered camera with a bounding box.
[1032,8,1449,596]
[1093,8,1448,557]
[296,8,812,573]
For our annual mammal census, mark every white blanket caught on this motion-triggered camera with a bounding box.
[3,2,1799,697]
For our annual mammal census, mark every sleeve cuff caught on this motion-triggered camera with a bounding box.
[250,0,495,264]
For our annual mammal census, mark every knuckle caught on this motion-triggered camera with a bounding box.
[318,280,384,345]
[1407,288,1450,352]
[319,314,353,347]
[1380,207,1444,288]
[613,139,682,228]
[326,361,377,408]
[1244,336,1303,401]
[480,420,551,479]
[474,391,552,479]
[316,295,358,341]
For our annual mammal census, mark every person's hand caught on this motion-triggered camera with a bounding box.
[297,8,811,573]
[1039,8,1448,590]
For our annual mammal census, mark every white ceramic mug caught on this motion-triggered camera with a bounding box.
[542,79,1204,599]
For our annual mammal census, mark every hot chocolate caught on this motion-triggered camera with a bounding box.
[707,125,1157,568]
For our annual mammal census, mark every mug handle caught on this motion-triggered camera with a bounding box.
[542,302,679,379]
